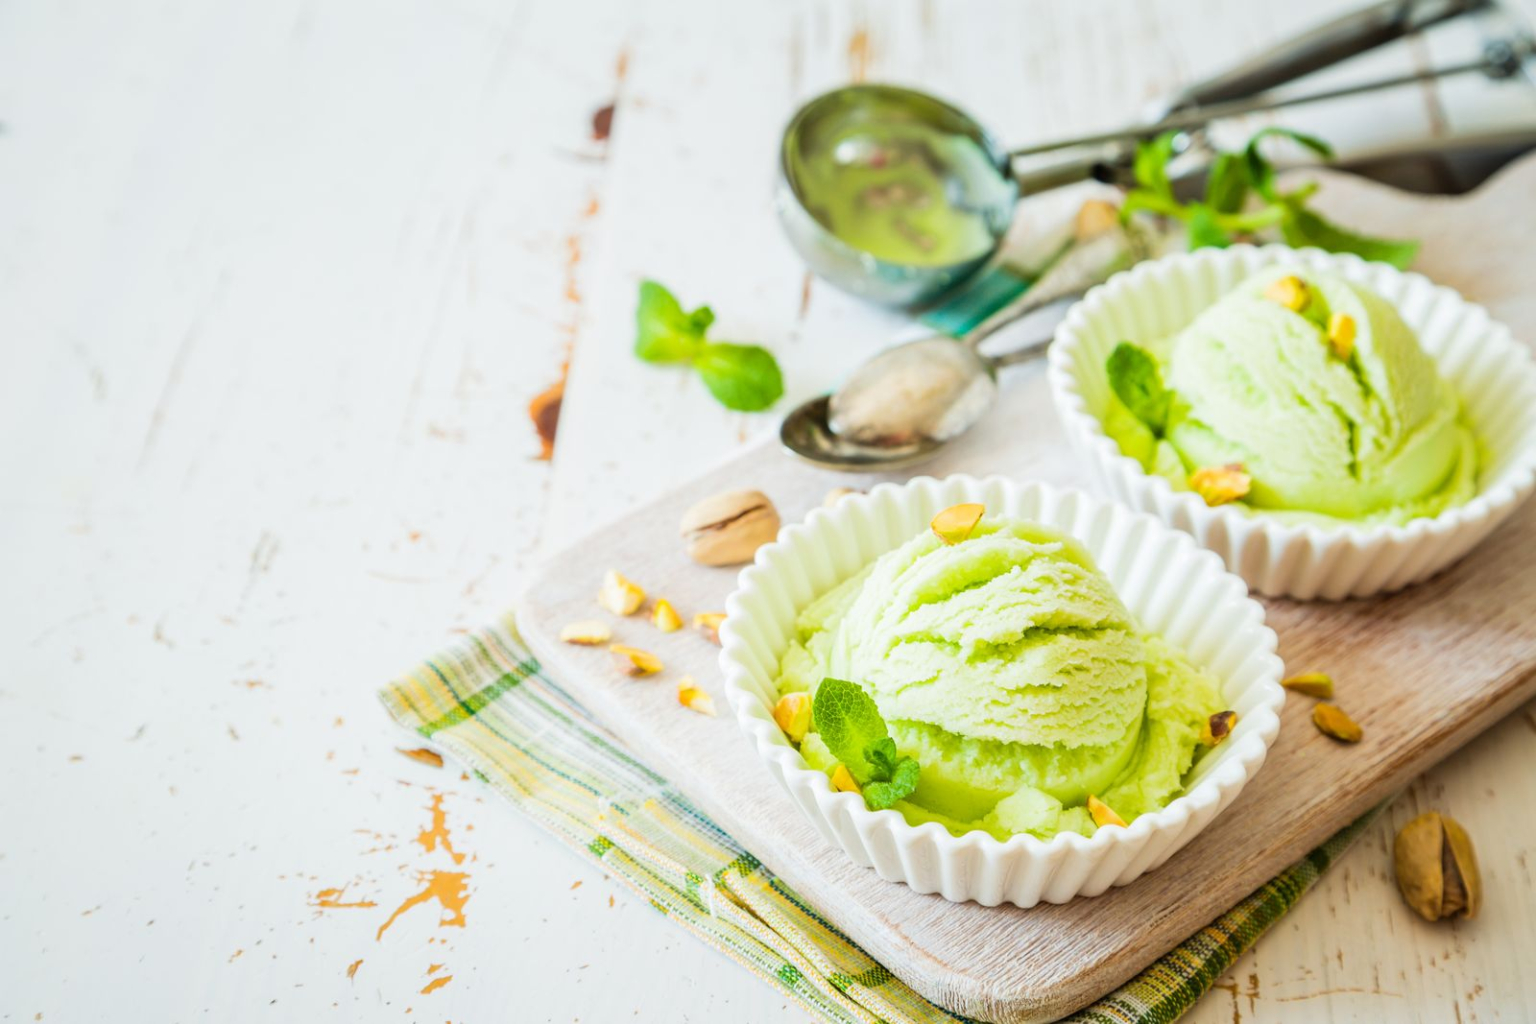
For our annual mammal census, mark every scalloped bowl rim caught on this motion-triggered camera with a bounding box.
[1046,243,1536,549]
[718,475,1285,865]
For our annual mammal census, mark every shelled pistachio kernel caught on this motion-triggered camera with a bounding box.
[1283,671,1334,699]
[598,569,646,616]
[931,503,984,545]
[609,643,662,677]
[559,620,612,646]
[1087,794,1127,828]
[772,693,812,743]
[1189,463,1251,506]
[1200,710,1238,747]
[677,677,716,717]
[1327,313,1357,360]
[652,599,682,633]
[1263,274,1309,311]
[692,612,726,645]
[1312,703,1362,743]
[830,764,861,794]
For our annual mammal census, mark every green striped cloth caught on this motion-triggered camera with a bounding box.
[380,615,1378,1024]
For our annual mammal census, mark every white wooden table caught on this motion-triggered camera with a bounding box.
[3,2,1534,1021]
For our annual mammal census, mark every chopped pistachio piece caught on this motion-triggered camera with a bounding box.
[1189,463,1251,506]
[609,643,662,677]
[1312,703,1362,743]
[1283,671,1334,699]
[559,620,613,646]
[598,569,646,616]
[1327,312,1356,360]
[772,693,812,743]
[677,677,717,716]
[830,764,861,794]
[1200,710,1238,746]
[1262,274,1309,312]
[1087,794,1127,828]
[930,503,984,545]
[692,611,726,645]
[652,598,683,633]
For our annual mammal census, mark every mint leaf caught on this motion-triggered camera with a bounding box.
[864,737,901,779]
[811,678,887,782]
[1244,127,1333,202]
[1204,152,1249,214]
[863,758,921,811]
[1280,205,1418,269]
[635,280,712,364]
[1106,342,1173,435]
[1186,203,1232,250]
[695,342,784,412]
[812,680,921,811]
[861,736,920,810]
[1132,131,1180,199]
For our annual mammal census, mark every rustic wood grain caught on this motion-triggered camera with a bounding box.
[519,156,1536,1023]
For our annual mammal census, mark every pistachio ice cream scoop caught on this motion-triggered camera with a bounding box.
[775,515,1223,840]
[1104,268,1477,526]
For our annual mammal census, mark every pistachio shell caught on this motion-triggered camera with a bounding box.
[679,490,780,566]
[1394,811,1480,921]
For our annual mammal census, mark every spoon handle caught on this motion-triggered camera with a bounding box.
[966,226,1148,350]
[987,335,1052,369]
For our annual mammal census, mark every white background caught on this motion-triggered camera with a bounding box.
[3,1,1535,1021]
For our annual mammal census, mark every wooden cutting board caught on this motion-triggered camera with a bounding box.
[516,154,1536,1023]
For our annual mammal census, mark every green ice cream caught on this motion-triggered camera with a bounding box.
[1104,268,1477,526]
[776,515,1223,840]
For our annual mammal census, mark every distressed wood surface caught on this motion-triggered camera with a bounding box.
[3,1,1534,1022]
[519,159,1536,1023]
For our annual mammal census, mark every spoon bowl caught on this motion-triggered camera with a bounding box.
[778,84,1017,309]
[780,395,950,471]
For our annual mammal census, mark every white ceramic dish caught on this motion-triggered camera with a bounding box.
[718,475,1284,908]
[1048,244,1536,600]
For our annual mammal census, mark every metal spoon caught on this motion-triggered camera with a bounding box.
[780,226,1145,471]
[777,0,1519,308]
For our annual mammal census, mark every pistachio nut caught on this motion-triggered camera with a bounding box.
[1394,811,1481,922]
[679,489,780,566]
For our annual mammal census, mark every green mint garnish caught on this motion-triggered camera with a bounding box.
[812,678,921,811]
[634,281,784,411]
[1120,126,1416,268]
[694,342,784,412]
[1106,342,1173,436]
[1278,205,1420,270]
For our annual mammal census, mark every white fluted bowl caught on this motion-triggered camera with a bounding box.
[1048,245,1536,600]
[719,475,1284,908]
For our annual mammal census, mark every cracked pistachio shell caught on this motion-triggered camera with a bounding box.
[1394,812,1480,922]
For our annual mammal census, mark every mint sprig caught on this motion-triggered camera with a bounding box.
[1121,127,1419,269]
[1106,342,1173,435]
[812,678,921,811]
[634,281,784,411]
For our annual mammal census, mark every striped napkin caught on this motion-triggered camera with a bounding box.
[380,614,1378,1024]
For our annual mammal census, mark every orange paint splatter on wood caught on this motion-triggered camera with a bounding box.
[847,27,872,82]
[420,975,453,996]
[415,794,465,864]
[427,963,445,975]
[591,104,615,141]
[346,959,363,979]
[397,747,444,769]
[375,871,470,940]
[570,880,582,890]
[528,377,563,461]
[311,886,377,910]
[229,949,243,962]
